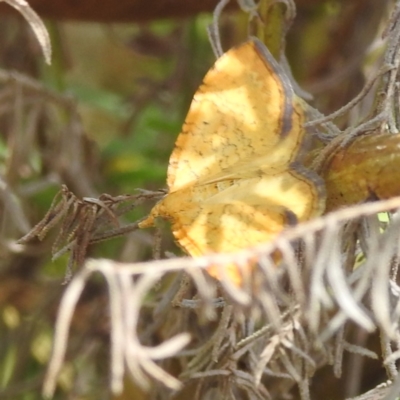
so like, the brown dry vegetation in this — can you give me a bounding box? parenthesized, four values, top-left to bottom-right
(0, 1, 399, 400)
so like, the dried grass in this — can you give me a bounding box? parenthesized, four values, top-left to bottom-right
(2, 1, 400, 399)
